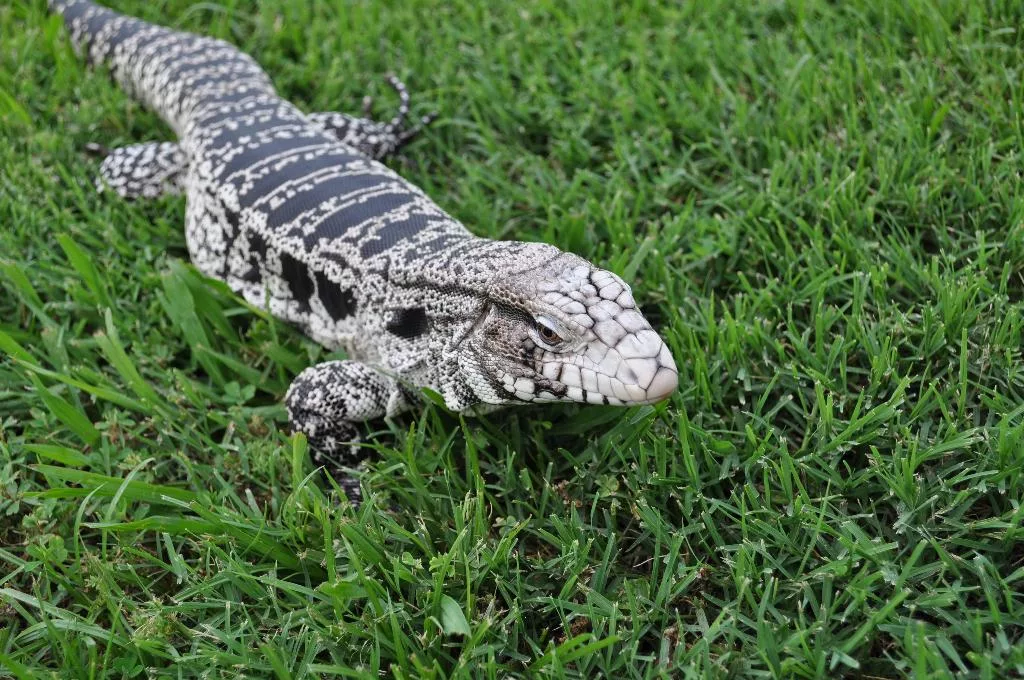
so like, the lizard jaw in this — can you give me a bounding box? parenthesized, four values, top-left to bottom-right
(533, 329, 677, 405)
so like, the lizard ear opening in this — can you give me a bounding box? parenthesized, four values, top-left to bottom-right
(453, 300, 494, 348)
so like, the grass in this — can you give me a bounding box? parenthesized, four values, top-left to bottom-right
(1, 0, 1023, 676)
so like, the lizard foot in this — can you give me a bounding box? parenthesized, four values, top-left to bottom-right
(306, 75, 438, 161)
(95, 141, 187, 199)
(285, 359, 411, 506)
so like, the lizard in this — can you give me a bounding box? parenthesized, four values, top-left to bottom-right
(47, 0, 679, 500)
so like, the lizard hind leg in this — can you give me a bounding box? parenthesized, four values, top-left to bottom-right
(285, 359, 412, 505)
(93, 141, 188, 199)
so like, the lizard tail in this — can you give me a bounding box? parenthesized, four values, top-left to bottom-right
(48, 0, 276, 134)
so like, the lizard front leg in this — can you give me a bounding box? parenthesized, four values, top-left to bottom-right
(285, 359, 412, 503)
(91, 141, 188, 199)
(306, 75, 437, 161)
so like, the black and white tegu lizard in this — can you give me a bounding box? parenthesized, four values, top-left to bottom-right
(48, 0, 679, 489)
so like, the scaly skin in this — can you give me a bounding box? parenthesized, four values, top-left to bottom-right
(48, 0, 679, 498)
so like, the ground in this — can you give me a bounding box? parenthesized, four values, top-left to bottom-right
(1, 0, 1023, 677)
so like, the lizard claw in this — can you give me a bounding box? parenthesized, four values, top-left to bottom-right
(84, 141, 109, 157)
(395, 111, 439, 147)
(375, 75, 437, 153)
(382, 73, 411, 132)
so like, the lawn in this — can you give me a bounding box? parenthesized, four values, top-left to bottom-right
(1, 0, 1023, 677)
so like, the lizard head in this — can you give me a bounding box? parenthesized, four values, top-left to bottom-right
(459, 250, 678, 407)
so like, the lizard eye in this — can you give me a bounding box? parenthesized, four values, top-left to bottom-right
(534, 317, 565, 346)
